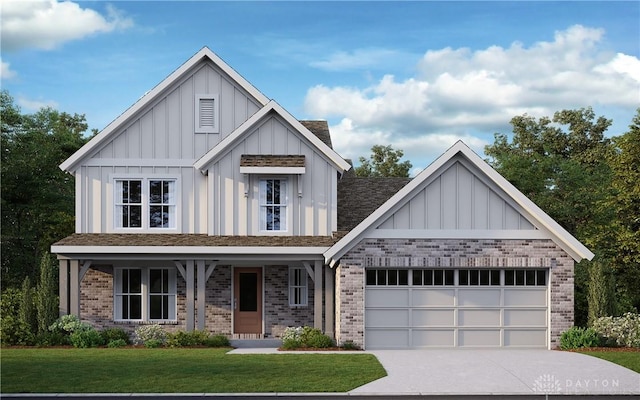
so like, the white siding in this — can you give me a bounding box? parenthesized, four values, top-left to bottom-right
(208, 115, 338, 236)
(378, 158, 537, 231)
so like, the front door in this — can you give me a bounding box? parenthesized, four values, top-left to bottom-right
(233, 268, 262, 334)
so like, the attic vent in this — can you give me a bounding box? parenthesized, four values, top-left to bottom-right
(195, 94, 219, 133)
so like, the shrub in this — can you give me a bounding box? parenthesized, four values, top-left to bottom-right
(592, 313, 640, 347)
(167, 330, 211, 347)
(560, 326, 600, 349)
(587, 260, 615, 326)
(107, 339, 128, 348)
(1, 288, 34, 346)
(281, 326, 334, 349)
(205, 334, 230, 348)
(35, 331, 69, 347)
(133, 324, 167, 346)
(101, 328, 130, 345)
(18, 277, 37, 344)
(36, 254, 59, 335)
(341, 340, 360, 350)
(70, 326, 105, 348)
(144, 339, 163, 348)
(49, 315, 86, 335)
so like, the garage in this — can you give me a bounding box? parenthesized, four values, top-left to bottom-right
(364, 268, 548, 349)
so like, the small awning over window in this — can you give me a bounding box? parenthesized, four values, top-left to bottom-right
(240, 155, 306, 174)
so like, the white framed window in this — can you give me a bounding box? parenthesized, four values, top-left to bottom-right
(114, 177, 178, 231)
(259, 178, 288, 232)
(289, 267, 308, 307)
(114, 267, 177, 321)
(195, 94, 219, 133)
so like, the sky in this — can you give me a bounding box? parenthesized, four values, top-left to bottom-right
(1, 1, 639, 174)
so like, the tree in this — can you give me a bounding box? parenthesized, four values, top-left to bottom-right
(1, 90, 89, 287)
(355, 144, 413, 177)
(36, 253, 59, 334)
(587, 260, 616, 326)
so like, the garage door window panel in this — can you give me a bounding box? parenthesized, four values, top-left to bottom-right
(505, 269, 546, 286)
(366, 269, 408, 286)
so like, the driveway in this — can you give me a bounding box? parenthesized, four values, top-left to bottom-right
(351, 349, 640, 395)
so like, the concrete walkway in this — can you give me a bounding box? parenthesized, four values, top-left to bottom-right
(229, 347, 640, 395)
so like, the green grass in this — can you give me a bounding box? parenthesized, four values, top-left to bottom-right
(1, 348, 386, 393)
(581, 351, 640, 373)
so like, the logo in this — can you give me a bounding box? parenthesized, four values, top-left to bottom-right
(533, 374, 562, 394)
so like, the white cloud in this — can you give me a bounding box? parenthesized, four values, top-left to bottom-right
(1, 0, 133, 51)
(304, 25, 640, 167)
(17, 96, 58, 112)
(310, 48, 412, 71)
(1, 60, 17, 80)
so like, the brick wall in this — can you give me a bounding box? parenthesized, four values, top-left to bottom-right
(337, 238, 574, 349)
(264, 265, 314, 337)
(203, 265, 232, 334)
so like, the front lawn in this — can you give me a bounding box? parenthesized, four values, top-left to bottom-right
(1, 348, 386, 393)
(580, 350, 640, 373)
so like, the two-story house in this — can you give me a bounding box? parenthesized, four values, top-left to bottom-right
(52, 47, 593, 349)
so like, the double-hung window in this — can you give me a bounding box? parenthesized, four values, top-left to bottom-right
(115, 178, 177, 230)
(259, 179, 287, 232)
(289, 267, 308, 307)
(115, 268, 177, 321)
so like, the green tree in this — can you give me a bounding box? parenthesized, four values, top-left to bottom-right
(587, 260, 616, 326)
(18, 276, 36, 344)
(36, 253, 59, 334)
(355, 144, 412, 177)
(1, 90, 89, 287)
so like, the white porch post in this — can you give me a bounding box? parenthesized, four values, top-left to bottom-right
(314, 260, 323, 330)
(324, 266, 334, 338)
(186, 260, 195, 331)
(58, 259, 69, 316)
(69, 259, 80, 316)
(196, 260, 206, 331)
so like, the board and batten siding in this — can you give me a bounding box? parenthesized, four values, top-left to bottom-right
(75, 60, 263, 234)
(377, 158, 536, 231)
(207, 115, 338, 236)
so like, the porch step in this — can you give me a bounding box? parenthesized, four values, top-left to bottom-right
(230, 338, 282, 348)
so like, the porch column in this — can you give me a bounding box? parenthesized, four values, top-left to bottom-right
(186, 260, 195, 331)
(196, 260, 206, 331)
(324, 266, 334, 338)
(58, 259, 69, 316)
(314, 260, 323, 330)
(69, 259, 80, 316)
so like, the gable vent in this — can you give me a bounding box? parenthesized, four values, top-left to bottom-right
(195, 94, 219, 133)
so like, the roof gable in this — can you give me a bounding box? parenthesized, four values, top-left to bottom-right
(325, 140, 594, 264)
(60, 47, 269, 172)
(193, 100, 351, 172)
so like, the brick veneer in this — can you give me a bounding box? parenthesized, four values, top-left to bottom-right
(79, 264, 314, 338)
(336, 238, 574, 349)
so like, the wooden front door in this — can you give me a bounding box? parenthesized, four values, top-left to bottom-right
(233, 268, 262, 334)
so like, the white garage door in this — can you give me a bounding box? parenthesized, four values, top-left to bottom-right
(364, 268, 548, 349)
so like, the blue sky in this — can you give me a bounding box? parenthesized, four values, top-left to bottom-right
(2, 1, 639, 172)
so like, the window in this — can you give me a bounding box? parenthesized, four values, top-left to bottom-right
(115, 269, 142, 320)
(505, 269, 547, 286)
(259, 179, 287, 231)
(115, 178, 177, 230)
(115, 268, 176, 321)
(366, 269, 409, 286)
(289, 267, 308, 307)
(195, 94, 219, 133)
(459, 269, 501, 286)
(412, 269, 454, 286)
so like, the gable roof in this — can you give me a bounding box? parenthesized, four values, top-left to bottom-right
(60, 47, 269, 172)
(300, 120, 333, 149)
(193, 100, 351, 172)
(325, 140, 595, 265)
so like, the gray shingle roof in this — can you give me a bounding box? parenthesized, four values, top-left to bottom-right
(54, 234, 338, 247)
(300, 120, 333, 149)
(337, 175, 412, 232)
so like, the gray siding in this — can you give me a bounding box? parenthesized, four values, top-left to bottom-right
(378, 158, 536, 231)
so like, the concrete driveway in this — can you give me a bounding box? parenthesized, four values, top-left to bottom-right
(351, 349, 640, 396)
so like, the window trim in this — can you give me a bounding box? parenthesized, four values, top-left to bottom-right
(195, 94, 219, 134)
(111, 175, 180, 233)
(114, 267, 177, 322)
(288, 266, 308, 307)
